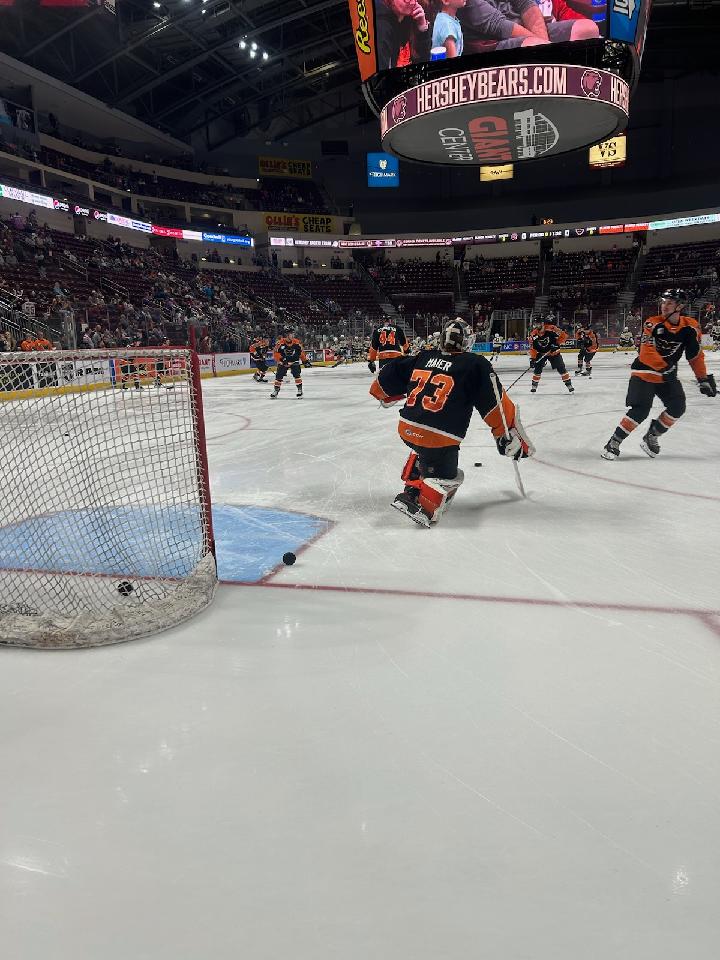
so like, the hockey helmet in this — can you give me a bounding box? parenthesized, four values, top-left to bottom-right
(441, 318, 474, 352)
(660, 288, 688, 305)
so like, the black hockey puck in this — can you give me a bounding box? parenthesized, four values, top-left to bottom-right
(282, 552, 296, 566)
(474, 462, 483, 467)
(117, 581, 134, 596)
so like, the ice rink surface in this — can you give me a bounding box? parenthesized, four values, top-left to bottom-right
(2, 351, 720, 959)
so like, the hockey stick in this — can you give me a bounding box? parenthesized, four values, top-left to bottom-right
(504, 348, 555, 392)
(490, 371, 527, 499)
(505, 364, 533, 392)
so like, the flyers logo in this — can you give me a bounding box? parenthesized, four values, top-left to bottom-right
(354, 0, 372, 55)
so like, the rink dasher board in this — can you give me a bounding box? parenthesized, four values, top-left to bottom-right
(0, 354, 363, 401)
(0, 355, 189, 402)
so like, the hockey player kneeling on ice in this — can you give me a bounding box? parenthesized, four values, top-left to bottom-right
(271, 329, 307, 399)
(529, 314, 574, 393)
(710, 322, 720, 351)
(602, 289, 717, 460)
(615, 326, 635, 353)
(369, 318, 535, 528)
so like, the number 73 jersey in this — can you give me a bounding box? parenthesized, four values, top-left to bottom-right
(372, 349, 516, 448)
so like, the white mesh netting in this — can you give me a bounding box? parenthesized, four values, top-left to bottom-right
(0, 349, 216, 648)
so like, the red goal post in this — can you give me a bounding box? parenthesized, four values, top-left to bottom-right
(0, 348, 216, 648)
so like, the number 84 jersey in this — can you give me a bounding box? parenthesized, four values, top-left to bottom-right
(372, 349, 515, 448)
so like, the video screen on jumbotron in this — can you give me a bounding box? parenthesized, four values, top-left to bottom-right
(350, 0, 608, 82)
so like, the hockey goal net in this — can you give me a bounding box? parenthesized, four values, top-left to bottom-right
(0, 348, 216, 649)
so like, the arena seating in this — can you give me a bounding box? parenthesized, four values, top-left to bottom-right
(0, 214, 342, 352)
(635, 240, 720, 311)
(468, 254, 538, 314)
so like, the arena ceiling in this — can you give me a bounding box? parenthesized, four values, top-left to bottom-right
(1, 0, 720, 151)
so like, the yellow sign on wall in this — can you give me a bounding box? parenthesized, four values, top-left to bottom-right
(480, 164, 514, 182)
(263, 212, 340, 234)
(258, 156, 313, 179)
(589, 134, 627, 169)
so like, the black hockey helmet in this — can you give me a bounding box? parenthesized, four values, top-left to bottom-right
(660, 288, 688, 305)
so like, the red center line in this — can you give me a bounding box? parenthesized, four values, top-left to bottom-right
(219, 578, 719, 619)
(532, 457, 720, 502)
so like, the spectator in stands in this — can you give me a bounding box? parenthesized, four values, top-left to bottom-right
(377, 0, 432, 70)
(460, 0, 597, 51)
(432, 0, 466, 56)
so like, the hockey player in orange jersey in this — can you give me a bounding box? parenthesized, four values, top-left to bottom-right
(528, 314, 574, 394)
(270, 329, 307, 399)
(602, 289, 717, 459)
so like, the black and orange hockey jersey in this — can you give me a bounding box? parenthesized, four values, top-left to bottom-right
(370, 349, 518, 449)
(249, 338, 269, 361)
(632, 314, 707, 383)
(578, 329, 599, 352)
(529, 322, 567, 360)
(368, 324, 408, 363)
(274, 336, 306, 366)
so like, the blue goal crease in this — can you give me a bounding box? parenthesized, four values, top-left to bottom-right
(0, 505, 329, 583)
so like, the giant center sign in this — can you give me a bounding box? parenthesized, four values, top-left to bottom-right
(381, 65, 629, 165)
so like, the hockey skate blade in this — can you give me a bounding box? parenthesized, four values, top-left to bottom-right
(391, 498, 431, 528)
(601, 449, 619, 461)
(640, 440, 659, 458)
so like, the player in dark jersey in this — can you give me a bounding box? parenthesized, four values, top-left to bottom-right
(369, 318, 534, 527)
(529, 315, 574, 393)
(367, 320, 408, 373)
(574, 325, 599, 378)
(271, 330, 307, 399)
(249, 337, 270, 382)
(119, 351, 142, 390)
(602, 289, 717, 459)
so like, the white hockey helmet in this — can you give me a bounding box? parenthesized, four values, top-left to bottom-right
(442, 318, 475, 352)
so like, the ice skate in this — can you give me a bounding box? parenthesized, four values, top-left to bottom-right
(602, 438, 621, 460)
(391, 492, 431, 528)
(640, 427, 661, 458)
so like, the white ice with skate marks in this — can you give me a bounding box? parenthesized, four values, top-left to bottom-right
(2, 352, 720, 960)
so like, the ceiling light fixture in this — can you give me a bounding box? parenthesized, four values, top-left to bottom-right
(239, 40, 246, 49)
(262, 51, 269, 61)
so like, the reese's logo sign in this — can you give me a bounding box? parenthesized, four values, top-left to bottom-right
(348, 0, 377, 81)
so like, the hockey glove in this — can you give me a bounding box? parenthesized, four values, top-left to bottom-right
(496, 431, 530, 460)
(379, 395, 405, 409)
(495, 410, 535, 460)
(698, 374, 717, 397)
(368, 361, 377, 373)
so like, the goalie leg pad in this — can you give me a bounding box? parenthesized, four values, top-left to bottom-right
(418, 473, 464, 523)
(401, 452, 421, 484)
